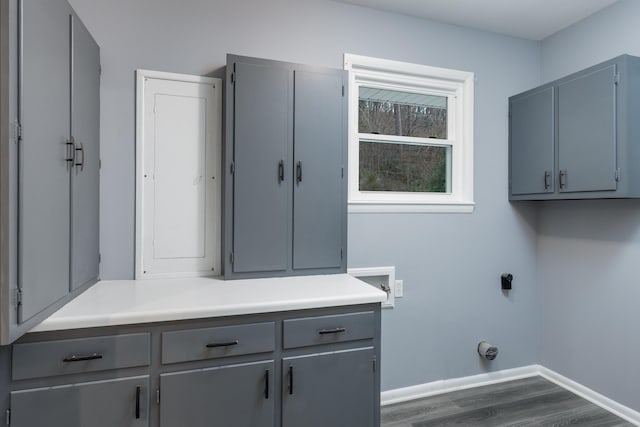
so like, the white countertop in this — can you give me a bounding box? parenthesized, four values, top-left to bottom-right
(31, 274, 387, 332)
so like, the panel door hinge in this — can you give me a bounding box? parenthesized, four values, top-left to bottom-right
(340, 248, 343, 260)
(156, 388, 161, 405)
(230, 252, 234, 265)
(5, 408, 10, 426)
(372, 356, 377, 372)
(231, 72, 236, 84)
(99, 159, 102, 170)
(341, 167, 344, 178)
(98, 253, 102, 263)
(615, 168, 621, 182)
(14, 122, 22, 143)
(13, 288, 22, 308)
(614, 71, 620, 85)
(230, 162, 235, 175)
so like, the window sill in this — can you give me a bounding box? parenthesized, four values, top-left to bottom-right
(348, 202, 475, 214)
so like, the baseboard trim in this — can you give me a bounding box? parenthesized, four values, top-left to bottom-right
(538, 366, 640, 426)
(381, 365, 539, 406)
(381, 365, 640, 426)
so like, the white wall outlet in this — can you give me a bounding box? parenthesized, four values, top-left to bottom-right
(395, 280, 404, 298)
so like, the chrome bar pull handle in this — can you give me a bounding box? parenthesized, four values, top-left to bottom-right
(62, 353, 103, 362)
(544, 170, 550, 190)
(65, 137, 75, 170)
(74, 142, 85, 172)
(559, 170, 566, 189)
(318, 327, 346, 335)
(288, 366, 294, 395)
(264, 370, 270, 399)
(205, 340, 239, 348)
(135, 386, 141, 419)
(296, 161, 302, 184)
(278, 160, 285, 183)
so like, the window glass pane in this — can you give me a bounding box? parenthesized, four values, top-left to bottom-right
(359, 140, 451, 193)
(359, 87, 447, 139)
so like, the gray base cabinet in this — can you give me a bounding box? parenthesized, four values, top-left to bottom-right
(223, 55, 347, 279)
(509, 54, 640, 200)
(0, 303, 381, 427)
(160, 361, 275, 427)
(0, 0, 101, 345)
(10, 376, 150, 427)
(282, 348, 375, 427)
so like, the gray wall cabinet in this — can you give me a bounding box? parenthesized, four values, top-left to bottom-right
(0, 304, 381, 426)
(0, 0, 100, 344)
(223, 54, 347, 279)
(509, 54, 640, 200)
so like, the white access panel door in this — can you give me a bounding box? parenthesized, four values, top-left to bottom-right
(137, 71, 221, 278)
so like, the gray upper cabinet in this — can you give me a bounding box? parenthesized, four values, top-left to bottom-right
(509, 87, 555, 196)
(224, 55, 347, 279)
(0, 0, 100, 345)
(70, 11, 101, 291)
(509, 54, 640, 201)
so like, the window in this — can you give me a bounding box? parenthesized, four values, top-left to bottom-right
(344, 54, 474, 213)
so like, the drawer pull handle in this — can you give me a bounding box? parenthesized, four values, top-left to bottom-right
(62, 353, 103, 362)
(206, 340, 239, 348)
(135, 385, 141, 419)
(264, 369, 270, 399)
(318, 327, 346, 335)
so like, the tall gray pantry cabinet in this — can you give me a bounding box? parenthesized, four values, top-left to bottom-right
(223, 55, 348, 279)
(0, 0, 100, 345)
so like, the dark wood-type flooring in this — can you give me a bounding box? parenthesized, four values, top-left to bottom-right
(381, 376, 634, 427)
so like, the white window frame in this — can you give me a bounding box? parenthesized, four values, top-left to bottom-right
(344, 54, 475, 213)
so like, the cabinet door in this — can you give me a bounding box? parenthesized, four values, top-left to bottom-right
(232, 61, 291, 273)
(160, 360, 274, 427)
(558, 64, 617, 193)
(18, 0, 72, 322)
(509, 87, 555, 195)
(10, 375, 149, 427)
(292, 70, 345, 270)
(282, 348, 374, 427)
(70, 12, 100, 291)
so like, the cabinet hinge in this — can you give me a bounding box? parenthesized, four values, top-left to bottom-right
(614, 71, 620, 85)
(341, 167, 344, 178)
(230, 162, 235, 175)
(340, 248, 343, 260)
(13, 288, 22, 308)
(372, 356, 376, 372)
(5, 409, 9, 426)
(230, 252, 234, 265)
(99, 159, 102, 170)
(615, 168, 621, 182)
(156, 388, 161, 405)
(342, 85, 345, 97)
(14, 122, 22, 143)
(98, 253, 102, 263)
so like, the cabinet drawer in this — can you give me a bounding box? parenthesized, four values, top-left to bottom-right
(162, 322, 275, 364)
(283, 311, 374, 349)
(12, 333, 151, 380)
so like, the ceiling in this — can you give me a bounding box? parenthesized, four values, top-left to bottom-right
(335, 0, 620, 40)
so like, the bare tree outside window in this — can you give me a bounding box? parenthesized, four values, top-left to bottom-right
(358, 88, 450, 193)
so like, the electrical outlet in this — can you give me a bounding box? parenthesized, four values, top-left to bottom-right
(395, 280, 404, 298)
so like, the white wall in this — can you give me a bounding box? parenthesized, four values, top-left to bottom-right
(539, 0, 640, 411)
(69, 0, 541, 391)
